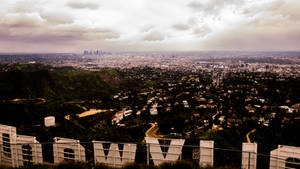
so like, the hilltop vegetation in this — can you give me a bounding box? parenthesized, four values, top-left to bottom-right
(0, 64, 114, 100)
(0, 64, 147, 142)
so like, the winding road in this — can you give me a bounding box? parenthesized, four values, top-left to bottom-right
(145, 122, 163, 138)
(246, 129, 256, 143)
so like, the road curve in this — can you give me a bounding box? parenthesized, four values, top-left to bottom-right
(145, 122, 163, 138)
(246, 129, 256, 143)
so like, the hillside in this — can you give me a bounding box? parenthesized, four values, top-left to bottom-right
(0, 64, 114, 100)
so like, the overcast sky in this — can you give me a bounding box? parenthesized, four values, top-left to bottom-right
(0, 0, 300, 53)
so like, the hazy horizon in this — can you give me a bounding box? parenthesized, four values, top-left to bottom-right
(1, 50, 300, 55)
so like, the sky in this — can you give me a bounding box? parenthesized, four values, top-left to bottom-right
(0, 0, 300, 53)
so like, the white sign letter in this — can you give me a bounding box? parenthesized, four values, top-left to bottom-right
(0, 124, 17, 167)
(270, 145, 300, 169)
(242, 143, 257, 169)
(15, 135, 43, 167)
(199, 140, 214, 167)
(93, 141, 136, 167)
(53, 137, 85, 163)
(145, 137, 185, 165)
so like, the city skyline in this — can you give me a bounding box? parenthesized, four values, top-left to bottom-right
(0, 0, 300, 53)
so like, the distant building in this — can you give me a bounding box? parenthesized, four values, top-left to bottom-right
(44, 116, 55, 127)
(83, 49, 103, 55)
(150, 103, 158, 115)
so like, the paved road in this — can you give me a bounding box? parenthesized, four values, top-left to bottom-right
(145, 122, 163, 138)
(246, 129, 256, 143)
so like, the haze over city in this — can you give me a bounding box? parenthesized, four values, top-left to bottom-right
(1, 0, 300, 53)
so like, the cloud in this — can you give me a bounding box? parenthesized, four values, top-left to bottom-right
(142, 31, 165, 41)
(1, 15, 42, 28)
(8, 0, 42, 14)
(173, 24, 190, 31)
(141, 25, 155, 33)
(242, 0, 284, 16)
(0, 13, 120, 43)
(192, 26, 211, 37)
(67, 2, 99, 10)
(81, 28, 120, 40)
(0, 22, 121, 53)
(1, 0, 300, 52)
(40, 12, 73, 24)
(242, 1, 300, 28)
(187, 0, 243, 15)
(201, 24, 300, 51)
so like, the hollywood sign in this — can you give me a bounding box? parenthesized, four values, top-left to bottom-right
(0, 124, 299, 169)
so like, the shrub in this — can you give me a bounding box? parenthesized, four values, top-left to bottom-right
(0, 164, 10, 169)
(159, 161, 193, 169)
(54, 161, 89, 169)
(7, 164, 53, 169)
(123, 163, 158, 169)
(94, 163, 115, 169)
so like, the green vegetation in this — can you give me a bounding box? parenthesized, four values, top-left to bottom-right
(0, 64, 114, 100)
(0, 64, 148, 142)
